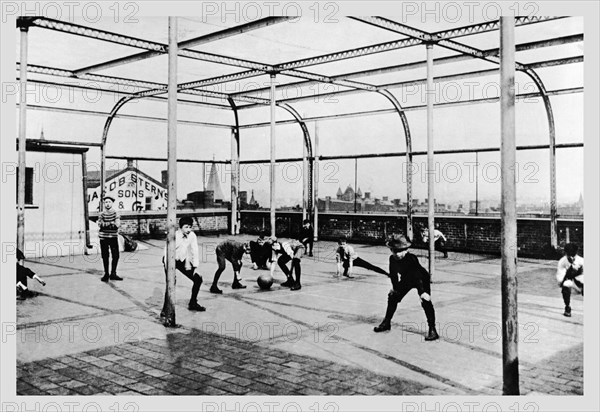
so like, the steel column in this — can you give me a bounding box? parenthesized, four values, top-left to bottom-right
(500, 17, 520, 396)
(303, 142, 308, 221)
(81, 151, 91, 249)
(313, 121, 319, 242)
(228, 98, 241, 235)
(163, 17, 178, 328)
(269, 74, 277, 237)
(17, 20, 29, 254)
(231, 127, 240, 235)
(426, 43, 435, 277)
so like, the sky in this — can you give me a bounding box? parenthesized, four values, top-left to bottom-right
(13, 14, 584, 207)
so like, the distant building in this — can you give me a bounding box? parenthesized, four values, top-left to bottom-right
(206, 163, 224, 201)
(88, 159, 167, 212)
(245, 190, 260, 209)
(186, 190, 215, 208)
(180, 163, 230, 209)
(239, 191, 248, 208)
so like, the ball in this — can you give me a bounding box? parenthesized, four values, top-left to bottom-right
(257, 273, 273, 290)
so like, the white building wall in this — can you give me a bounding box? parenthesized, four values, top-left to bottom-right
(24, 151, 87, 258)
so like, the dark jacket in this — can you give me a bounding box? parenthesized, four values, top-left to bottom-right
(299, 226, 313, 243)
(388, 252, 429, 292)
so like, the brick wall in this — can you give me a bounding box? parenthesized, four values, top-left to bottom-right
(90, 209, 230, 238)
(240, 211, 584, 258)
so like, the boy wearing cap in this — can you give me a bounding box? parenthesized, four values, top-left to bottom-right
(556, 243, 584, 317)
(162, 216, 205, 312)
(271, 238, 304, 290)
(210, 239, 250, 294)
(98, 196, 122, 282)
(298, 219, 314, 257)
(249, 234, 272, 270)
(374, 234, 439, 341)
(335, 237, 388, 278)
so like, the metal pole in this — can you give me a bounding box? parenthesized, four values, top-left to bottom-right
(163, 16, 178, 327)
(426, 43, 435, 277)
(500, 16, 520, 395)
(475, 151, 479, 216)
(81, 151, 91, 249)
(313, 121, 319, 241)
(231, 128, 239, 235)
(17, 22, 29, 253)
(354, 158, 358, 213)
(270, 73, 276, 237)
(302, 141, 308, 221)
(99, 145, 105, 212)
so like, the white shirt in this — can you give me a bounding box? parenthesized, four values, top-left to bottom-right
(556, 254, 584, 286)
(422, 229, 446, 242)
(164, 230, 199, 268)
(336, 245, 358, 261)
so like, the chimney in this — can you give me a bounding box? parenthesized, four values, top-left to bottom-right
(127, 158, 134, 168)
(364, 192, 371, 200)
(325, 196, 331, 212)
(161, 170, 168, 186)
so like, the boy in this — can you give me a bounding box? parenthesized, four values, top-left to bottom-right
(335, 237, 388, 278)
(16, 249, 46, 300)
(298, 219, 314, 257)
(421, 225, 448, 258)
(271, 238, 304, 291)
(249, 235, 272, 270)
(162, 217, 205, 312)
(556, 243, 584, 317)
(374, 234, 439, 341)
(210, 239, 250, 294)
(98, 196, 123, 282)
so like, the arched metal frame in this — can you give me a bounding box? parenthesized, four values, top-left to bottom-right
(277, 102, 314, 217)
(376, 90, 414, 240)
(100, 92, 316, 228)
(520, 68, 558, 248)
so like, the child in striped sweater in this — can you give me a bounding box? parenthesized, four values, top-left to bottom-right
(98, 196, 122, 282)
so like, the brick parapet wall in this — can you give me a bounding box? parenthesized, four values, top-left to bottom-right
(240, 211, 584, 258)
(90, 209, 230, 238)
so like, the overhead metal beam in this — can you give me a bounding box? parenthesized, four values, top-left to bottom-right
(29, 17, 165, 50)
(21, 77, 231, 109)
(527, 56, 583, 69)
(238, 86, 583, 128)
(432, 16, 565, 40)
(236, 142, 583, 164)
(275, 37, 423, 71)
(352, 17, 527, 70)
(229, 34, 582, 99)
(238, 57, 583, 110)
(107, 155, 230, 163)
(29, 17, 275, 72)
(20, 103, 234, 128)
(74, 17, 291, 75)
(21, 63, 232, 108)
